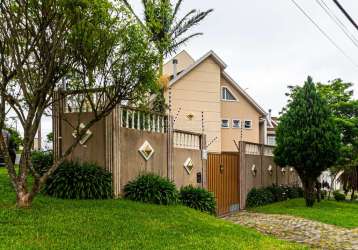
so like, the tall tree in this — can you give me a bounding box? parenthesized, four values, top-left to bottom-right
(0, 0, 158, 207)
(274, 76, 340, 207)
(124, 0, 213, 74)
(317, 79, 358, 200)
(123, 0, 213, 113)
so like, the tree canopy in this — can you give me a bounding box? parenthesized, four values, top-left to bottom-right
(274, 76, 340, 207)
(0, 0, 159, 207)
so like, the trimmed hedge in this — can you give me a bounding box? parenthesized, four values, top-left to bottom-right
(124, 173, 178, 205)
(44, 161, 113, 200)
(179, 185, 216, 215)
(333, 191, 346, 202)
(246, 187, 274, 208)
(246, 185, 304, 208)
(31, 150, 53, 176)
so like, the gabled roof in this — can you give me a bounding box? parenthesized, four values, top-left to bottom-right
(169, 50, 227, 86)
(221, 72, 267, 115)
(168, 50, 267, 116)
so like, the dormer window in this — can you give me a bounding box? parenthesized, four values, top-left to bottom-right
(221, 87, 237, 101)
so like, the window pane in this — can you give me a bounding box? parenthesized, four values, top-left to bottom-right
(232, 119, 240, 128)
(222, 87, 236, 101)
(244, 120, 252, 129)
(221, 119, 229, 128)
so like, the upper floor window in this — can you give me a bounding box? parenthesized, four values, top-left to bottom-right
(267, 135, 276, 146)
(244, 120, 252, 129)
(221, 87, 237, 101)
(232, 119, 241, 128)
(221, 119, 230, 128)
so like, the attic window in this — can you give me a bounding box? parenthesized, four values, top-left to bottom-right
(222, 87, 237, 101)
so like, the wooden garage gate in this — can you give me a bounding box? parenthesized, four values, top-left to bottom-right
(207, 153, 240, 216)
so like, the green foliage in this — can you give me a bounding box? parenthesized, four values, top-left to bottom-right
(179, 185, 216, 215)
(247, 186, 303, 208)
(46, 132, 53, 143)
(124, 173, 178, 205)
(0, 169, 305, 250)
(31, 151, 53, 176)
(44, 161, 113, 200)
(246, 187, 274, 208)
(250, 198, 358, 229)
(333, 191, 346, 202)
(274, 76, 340, 207)
(5, 127, 22, 150)
(317, 79, 358, 197)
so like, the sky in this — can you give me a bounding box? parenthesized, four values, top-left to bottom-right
(129, 0, 358, 116)
(39, 0, 358, 146)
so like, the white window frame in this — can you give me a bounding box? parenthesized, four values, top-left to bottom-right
(221, 86, 238, 102)
(267, 135, 276, 146)
(221, 119, 230, 128)
(244, 120, 252, 129)
(232, 119, 241, 128)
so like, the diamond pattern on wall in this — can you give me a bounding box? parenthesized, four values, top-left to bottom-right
(139, 141, 154, 161)
(72, 123, 93, 145)
(184, 158, 194, 174)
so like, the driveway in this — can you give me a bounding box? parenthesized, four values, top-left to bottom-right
(224, 212, 358, 250)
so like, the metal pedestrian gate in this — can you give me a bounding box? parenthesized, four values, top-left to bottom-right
(207, 153, 240, 216)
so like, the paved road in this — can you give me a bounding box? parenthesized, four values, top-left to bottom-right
(224, 212, 358, 250)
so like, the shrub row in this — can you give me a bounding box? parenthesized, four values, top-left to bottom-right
(246, 185, 304, 208)
(124, 174, 216, 214)
(31, 152, 216, 214)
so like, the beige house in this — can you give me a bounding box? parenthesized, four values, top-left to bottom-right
(164, 50, 268, 153)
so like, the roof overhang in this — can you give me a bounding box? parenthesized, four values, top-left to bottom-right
(169, 50, 227, 87)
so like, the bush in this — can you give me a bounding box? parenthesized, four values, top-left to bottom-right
(31, 150, 53, 175)
(246, 187, 274, 208)
(179, 185, 216, 215)
(333, 191, 346, 202)
(286, 186, 300, 199)
(320, 190, 327, 199)
(44, 161, 113, 199)
(124, 173, 178, 205)
(267, 185, 287, 202)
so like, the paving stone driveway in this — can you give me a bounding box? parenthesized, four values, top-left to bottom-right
(224, 212, 358, 250)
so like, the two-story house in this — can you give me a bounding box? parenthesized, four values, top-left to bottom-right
(164, 50, 268, 153)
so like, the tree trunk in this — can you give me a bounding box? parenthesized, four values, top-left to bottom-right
(303, 179, 315, 207)
(16, 191, 32, 208)
(351, 189, 355, 201)
(315, 181, 321, 203)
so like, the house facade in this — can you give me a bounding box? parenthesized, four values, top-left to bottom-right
(164, 50, 268, 153)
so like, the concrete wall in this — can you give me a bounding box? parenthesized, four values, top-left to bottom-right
(220, 77, 262, 151)
(239, 142, 301, 209)
(173, 148, 205, 188)
(57, 111, 205, 195)
(167, 57, 222, 153)
(60, 112, 106, 168)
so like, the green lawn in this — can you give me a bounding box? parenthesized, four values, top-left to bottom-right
(0, 169, 305, 250)
(250, 198, 358, 229)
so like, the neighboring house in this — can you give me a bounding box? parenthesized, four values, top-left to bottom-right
(164, 50, 268, 153)
(266, 109, 278, 146)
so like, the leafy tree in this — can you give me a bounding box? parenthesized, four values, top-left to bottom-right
(274, 76, 340, 207)
(317, 79, 358, 200)
(0, 0, 158, 207)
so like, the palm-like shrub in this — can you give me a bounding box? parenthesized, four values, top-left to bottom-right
(179, 185, 216, 215)
(124, 173, 178, 205)
(44, 161, 113, 199)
